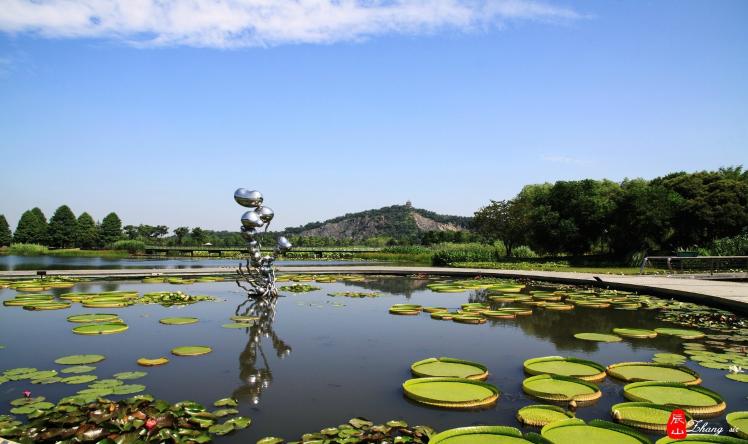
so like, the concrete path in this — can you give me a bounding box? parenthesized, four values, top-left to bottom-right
(2, 265, 747, 313)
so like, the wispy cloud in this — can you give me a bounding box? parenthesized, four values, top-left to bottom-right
(0, 0, 583, 48)
(541, 154, 592, 166)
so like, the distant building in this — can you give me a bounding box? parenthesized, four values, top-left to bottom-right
(405, 200, 412, 208)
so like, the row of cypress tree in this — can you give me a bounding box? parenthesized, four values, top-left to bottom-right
(0, 207, 123, 249)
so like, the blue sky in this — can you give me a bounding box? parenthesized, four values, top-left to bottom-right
(0, 0, 746, 231)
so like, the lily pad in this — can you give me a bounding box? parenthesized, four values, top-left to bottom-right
(611, 402, 693, 432)
(622, 381, 726, 417)
(517, 405, 574, 427)
(214, 398, 238, 407)
(172, 346, 212, 356)
(522, 374, 601, 404)
(523, 356, 606, 382)
(55, 354, 106, 365)
(61, 365, 97, 374)
(612, 328, 657, 339)
(726, 373, 748, 383)
(230, 315, 259, 323)
(22, 301, 72, 310)
(452, 315, 486, 325)
(111, 384, 146, 395)
(607, 362, 701, 385)
(656, 436, 748, 443)
(411, 357, 489, 380)
(222, 323, 249, 329)
(574, 332, 622, 342)
(159, 317, 199, 325)
(654, 328, 705, 339)
(137, 357, 169, 366)
(113, 371, 147, 380)
(61, 375, 98, 384)
(72, 323, 129, 335)
(541, 419, 651, 444)
(66, 313, 121, 323)
(726, 411, 748, 439)
(430, 425, 539, 443)
(402, 377, 499, 409)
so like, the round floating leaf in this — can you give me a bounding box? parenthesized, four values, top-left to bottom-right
(726, 411, 748, 439)
(72, 323, 129, 335)
(60, 365, 96, 374)
(622, 381, 726, 417)
(402, 377, 499, 409)
(222, 323, 249, 329)
(226, 416, 251, 429)
(611, 402, 693, 432)
(230, 316, 258, 323)
(411, 357, 489, 380)
(214, 398, 238, 407)
(523, 356, 606, 382)
(655, 436, 748, 443)
(111, 384, 145, 395)
(89, 379, 124, 388)
(22, 302, 71, 311)
(522, 374, 601, 404)
(66, 313, 122, 323)
(213, 408, 239, 417)
(574, 332, 622, 342)
(62, 375, 98, 384)
(137, 357, 169, 366)
(517, 405, 574, 427)
(452, 315, 486, 325)
(652, 353, 687, 365)
(113, 371, 147, 380)
(159, 317, 198, 325)
(77, 387, 113, 397)
(430, 425, 537, 443)
(55, 354, 106, 365)
(726, 373, 748, 383)
(654, 328, 705, 339)
(27, 370, 58, 380)
(172, 346, 212, 356)
(541, 419, 651, 444)
(482, 310, 517, 319)
(607, 362, 701, 385)
(612, 328, 657, 339)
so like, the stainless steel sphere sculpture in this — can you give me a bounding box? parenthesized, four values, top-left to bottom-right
(234, 188, 292, 299)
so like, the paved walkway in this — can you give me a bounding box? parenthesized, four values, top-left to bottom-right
(2, 265, 747, 313)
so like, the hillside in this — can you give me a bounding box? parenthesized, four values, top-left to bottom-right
(283, 203, 472, 240)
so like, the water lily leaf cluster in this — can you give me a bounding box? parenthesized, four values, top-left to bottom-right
(256, 417, 434, 444)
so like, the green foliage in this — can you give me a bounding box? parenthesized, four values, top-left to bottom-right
(112, 240, 146, 253)
(473, 200, 527, 256)
(710, 233, 748, 256)
(48, 205, 78, 248)
(173, 226, 189, 245)
(13, 208, 48, 244)
(512, 245, 538, 258)
(99, 212, 123, 245)
(8, 243, 49, 255)
(191, 227, 205, 244)
(0, 214, 11, 246)
(382, 245, 431, 254)
(431, 243, 498, 266)
(75, 212, 98, 249)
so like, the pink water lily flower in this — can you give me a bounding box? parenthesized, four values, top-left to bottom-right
(23, 390, 31, 398)
(145, 418, 157, 431)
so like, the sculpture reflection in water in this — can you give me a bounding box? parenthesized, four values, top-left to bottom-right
(234, 188, 292, 299)
(232, 297, 291, 405)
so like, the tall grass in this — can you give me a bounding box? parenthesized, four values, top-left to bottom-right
(112, 240, 146, 253)
(431, 243, 498, 266)
(8, 243, 49, 256)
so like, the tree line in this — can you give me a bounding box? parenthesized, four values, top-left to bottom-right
(473, 167, 748, 258)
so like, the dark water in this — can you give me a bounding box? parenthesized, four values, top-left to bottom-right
(0, 277, 746, 442)
(0, 255, 372, 271)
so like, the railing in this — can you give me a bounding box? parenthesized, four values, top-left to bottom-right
(143, 245, 383, 254)
(640, 255, 748, 275)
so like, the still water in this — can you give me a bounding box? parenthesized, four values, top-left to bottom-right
(0, 255, 371, 271)
(0, 276, 746, 442)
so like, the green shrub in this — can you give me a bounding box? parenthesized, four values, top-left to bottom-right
(382, 245, 431, 255)
(710, 234, 748, 256)
(8, 243, 49, 255)
(512, 245, 537, 258)
(112, 240, 146, 253)
(431, 243, 498, 266)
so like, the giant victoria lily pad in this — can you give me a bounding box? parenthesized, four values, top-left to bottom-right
(541, 419, 651, 444)
(522, 374, 601, 405)
(523, 356, 606, 382)
(611, 402, 693, 432)
(606, 362, 701, 385)
(654, 328, 705, 339)
(656, 436, 748, 443)
(410, 357, 489, 380)
(726, 411, 748, 439)
(137, 357, 169, 366)
(171, 346, 213, 356)
(574, 332, 622, 342)
(159, 317, 198, 325)
(622, 381, 726, 417)
(55, 354, 106, 365)
(72, 323, 129, 335)
(516, 405, 574, 427)
(67, 313, 122, 323)
(402, 377, 500, 409)
(429, 426, 544, 443)
(612, 328, 658, 339)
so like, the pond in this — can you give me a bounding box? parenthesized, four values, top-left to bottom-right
(0, 255, 373, 271)
(0, 275, 746, 443)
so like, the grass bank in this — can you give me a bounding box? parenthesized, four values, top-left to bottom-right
(1, 244, 129, 258)
(449, 261, 641, 275)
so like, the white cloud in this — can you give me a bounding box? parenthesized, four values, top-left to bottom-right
(0, 0, 582, 48)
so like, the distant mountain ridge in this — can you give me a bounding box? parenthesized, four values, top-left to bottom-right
(283, 203, 472, 240)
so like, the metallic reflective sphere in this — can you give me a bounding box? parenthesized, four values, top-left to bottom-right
(241, 211, 265, 228)
(257, 206, 274, 223)
(276, 236, 292, 253)
(247, 240, 259, 250)
(234, 189, 264, 208)
(240, 229, 256, 241)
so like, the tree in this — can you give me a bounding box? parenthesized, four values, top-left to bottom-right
(123, 225, 139, 240)
(0, 214, 11, 246)
(13, 208, 48, 244)
(99, 212, 123, 246)
(473, 200, 527, 257)
(173, 227, 189, 245)
(191, 227, 205, 244)
(48, 205, 78, 248)
(76, 212, 99, 249)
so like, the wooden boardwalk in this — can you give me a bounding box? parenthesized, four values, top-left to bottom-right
(2, 265, 746, 313)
